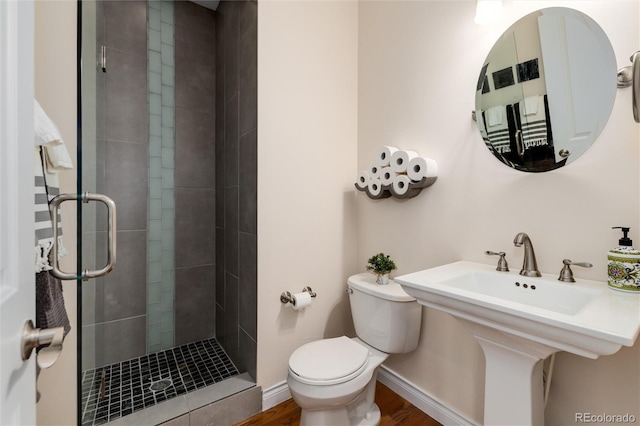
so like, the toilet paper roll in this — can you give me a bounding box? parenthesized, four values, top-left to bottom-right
(292, 291, 312, 311)
(376, 146, 399, 167)
(391, 174, 421, 198)
(407, 157, 438, 181)
(355, 170, 371, 190)
(390, 150, 419, 173)
(409, 176, 437, 189)
(367, 178, 383, 197)
(379, 167, 398, 186)
(369, 164, 381, 179)
(365, 178, 392, 199)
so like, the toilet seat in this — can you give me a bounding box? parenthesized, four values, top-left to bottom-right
(289, 336, 369, 386)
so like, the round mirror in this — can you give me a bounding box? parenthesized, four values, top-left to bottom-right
(475, 8, 617, 172)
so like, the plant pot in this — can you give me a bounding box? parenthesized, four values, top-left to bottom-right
(376, 273, 390, 285)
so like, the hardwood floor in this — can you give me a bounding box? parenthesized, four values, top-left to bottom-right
(235, 381, 442, 426)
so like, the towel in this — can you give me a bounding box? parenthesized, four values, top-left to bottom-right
(42, 144, 73, 173)
(35, 150, 54, 272)
(519, 95, 550, 151)
(487, 105, 503, 127)
(484, 107, 511, 154)
(33, 101, 71, 382)
(35, 100, 73, 172)
(35, 148, 68, 272)
(34, 100, 63, 147)
(35, 270, 71, 346)
(519, 95, 539, 117)
(521, 120, 549, 150)
(34, 100, 70, 272)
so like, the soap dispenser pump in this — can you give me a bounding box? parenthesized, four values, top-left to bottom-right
(607, 226, 640, 293)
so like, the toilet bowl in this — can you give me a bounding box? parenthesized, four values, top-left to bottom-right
(288, 337, 387, 426)
(287, 273, 422, 426)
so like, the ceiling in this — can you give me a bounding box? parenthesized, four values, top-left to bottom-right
(191, 0, 220, 11)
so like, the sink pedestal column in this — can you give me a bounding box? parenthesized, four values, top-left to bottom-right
(462, 320, 558, 426)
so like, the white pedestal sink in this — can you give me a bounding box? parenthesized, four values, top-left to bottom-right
(395, 261, 640, 426)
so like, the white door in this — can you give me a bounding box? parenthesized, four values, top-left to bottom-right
(538, 10, 616, 162)
(0, 1, 36, 425)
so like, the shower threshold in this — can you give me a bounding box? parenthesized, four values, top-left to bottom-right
(81, 338, 244, 425)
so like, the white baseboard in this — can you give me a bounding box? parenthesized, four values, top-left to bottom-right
(260, 368, 477, 425)
(261, 380, 291, 411)
(377, 366, 477, 426)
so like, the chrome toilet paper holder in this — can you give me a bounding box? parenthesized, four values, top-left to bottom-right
(280, 286, 317, 304)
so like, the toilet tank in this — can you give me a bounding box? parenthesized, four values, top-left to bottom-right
(347, 273, 422, 354)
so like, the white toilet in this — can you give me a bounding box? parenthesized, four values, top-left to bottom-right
(287, 272, 422, 426)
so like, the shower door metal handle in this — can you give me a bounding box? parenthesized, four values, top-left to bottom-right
(49, 192, 117, 281)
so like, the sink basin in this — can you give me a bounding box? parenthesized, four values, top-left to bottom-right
(436, 268, 599, 315)
(395, 261, 640, 426)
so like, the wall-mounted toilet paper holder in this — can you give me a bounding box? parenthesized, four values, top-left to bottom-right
(355, 147, 438, 200)
(280, 286, 317, 304)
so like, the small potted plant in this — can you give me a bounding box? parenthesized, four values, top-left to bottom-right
(366, 252, 397, 285)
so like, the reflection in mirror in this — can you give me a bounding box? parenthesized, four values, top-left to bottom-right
(475, 8, 617, 172)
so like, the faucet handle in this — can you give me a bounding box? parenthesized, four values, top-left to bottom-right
(485, 251, 509, 272)
(558, 259, 593, 282)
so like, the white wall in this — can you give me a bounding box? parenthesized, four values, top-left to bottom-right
(257, 0, 360, 390)
(358, 0, 640, 424)
(34, 1, 78, 425)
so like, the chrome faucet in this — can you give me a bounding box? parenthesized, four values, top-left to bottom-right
(513, 232, 541, 277)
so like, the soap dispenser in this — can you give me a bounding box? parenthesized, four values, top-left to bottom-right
(608, 227, 640, 293)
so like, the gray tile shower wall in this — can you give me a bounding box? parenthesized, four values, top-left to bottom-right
(175, 265, 216, 344)
(175, 187, 215, 268)
(215, 0, 258, 380)
(238, 19, 257, 138)
(174, 1, 217, 347)
(175, 109, 215, 188)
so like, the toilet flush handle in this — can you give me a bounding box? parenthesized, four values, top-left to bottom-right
(345, 287, 353, 294)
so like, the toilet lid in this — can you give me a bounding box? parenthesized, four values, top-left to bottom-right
(289, 336, 369, 385)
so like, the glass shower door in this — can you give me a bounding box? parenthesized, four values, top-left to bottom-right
(79, 0, 155, 423)
(77, 0, 258, 423)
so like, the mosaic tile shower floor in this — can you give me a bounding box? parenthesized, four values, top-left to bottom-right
(81, 338, 240, 425)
